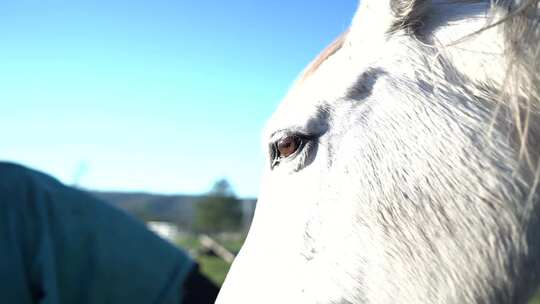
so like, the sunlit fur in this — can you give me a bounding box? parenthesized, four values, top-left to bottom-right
(217, 1, 540, 303)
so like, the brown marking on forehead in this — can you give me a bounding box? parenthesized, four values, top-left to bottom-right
(299, 30, 349, 82)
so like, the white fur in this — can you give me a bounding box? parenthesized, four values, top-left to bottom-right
(217, 1, 539, 303)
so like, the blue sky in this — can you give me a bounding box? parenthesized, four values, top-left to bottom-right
(1, 0, 357, 197)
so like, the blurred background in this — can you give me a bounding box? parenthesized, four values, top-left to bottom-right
(1, 0, 357, 286)
(3, 2, 540, 302)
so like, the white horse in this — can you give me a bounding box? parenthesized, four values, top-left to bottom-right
(217, 0, 540, 303)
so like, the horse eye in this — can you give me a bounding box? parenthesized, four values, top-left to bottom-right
(270, 133, 309, 169)
(277, 135, 302, 158)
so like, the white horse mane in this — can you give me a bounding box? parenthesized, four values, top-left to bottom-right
(217, 1, 540, 303)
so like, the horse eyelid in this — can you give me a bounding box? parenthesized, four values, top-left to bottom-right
(269, 134, 314, 170)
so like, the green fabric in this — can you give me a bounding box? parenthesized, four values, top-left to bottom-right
(0, 162, 194, 304)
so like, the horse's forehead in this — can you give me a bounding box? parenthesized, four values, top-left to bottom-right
(299, 31, 348, 83)
(266, 0, 507, 139)
(264, 42, 357, 140)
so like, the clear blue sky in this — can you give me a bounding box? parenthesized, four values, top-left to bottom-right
(1, 0, 357, 198)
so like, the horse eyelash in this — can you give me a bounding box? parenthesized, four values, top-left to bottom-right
(270, 135, 315, 171)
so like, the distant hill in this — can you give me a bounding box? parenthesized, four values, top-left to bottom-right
(88, 190, 256, 231)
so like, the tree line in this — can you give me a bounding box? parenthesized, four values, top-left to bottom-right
(194, 179, 244, 234)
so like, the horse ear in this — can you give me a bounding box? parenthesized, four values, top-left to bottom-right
(388, 0, 428, 33)
(349, 0, 427, 38)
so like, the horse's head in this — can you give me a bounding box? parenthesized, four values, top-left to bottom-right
(217, 1, 540, 303)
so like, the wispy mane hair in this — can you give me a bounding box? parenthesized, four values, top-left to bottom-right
(393, 0, 540, 186)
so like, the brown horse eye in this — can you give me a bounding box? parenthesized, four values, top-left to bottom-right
(277, 135, 301, 158)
